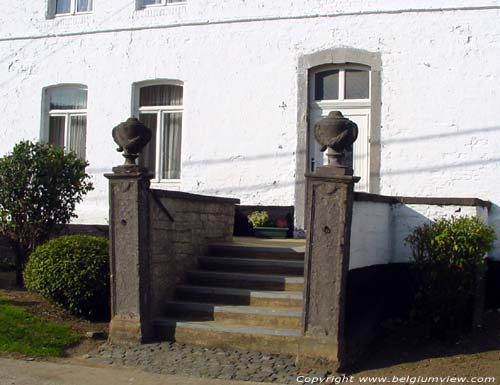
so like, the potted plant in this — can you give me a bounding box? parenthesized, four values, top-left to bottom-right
(247, 211, 289, 239)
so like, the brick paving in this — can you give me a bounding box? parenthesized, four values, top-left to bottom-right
(85, 342, 332, 384)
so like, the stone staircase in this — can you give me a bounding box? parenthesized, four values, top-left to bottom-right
(154, 239, 306, 355)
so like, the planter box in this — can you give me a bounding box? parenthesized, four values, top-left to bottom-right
(254, 227, 288, 239)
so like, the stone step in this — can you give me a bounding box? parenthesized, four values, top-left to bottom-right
(198, 256, 304, 276)
(176, 285, 303, 308)
(208, 243, 305, 261)
(154, 318, 301, 356)
(165, 301, 302, 329)
(186, 270, 304, 292)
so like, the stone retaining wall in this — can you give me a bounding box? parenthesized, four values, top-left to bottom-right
(149, 189, 239, 318)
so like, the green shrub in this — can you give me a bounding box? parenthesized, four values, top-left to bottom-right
(247, 211, 272, 228)
(405, 216, 496, 337)
(24, 235, 109, 318)
(0, 141, 93, 286)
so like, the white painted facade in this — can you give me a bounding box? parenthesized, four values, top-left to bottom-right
(1, 1, 500, 259)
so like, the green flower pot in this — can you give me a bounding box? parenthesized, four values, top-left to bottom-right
(254, 227, 288, 239)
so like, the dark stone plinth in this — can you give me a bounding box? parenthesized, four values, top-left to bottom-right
(105, 169, 153, 344)
(298, 166, 359, 368)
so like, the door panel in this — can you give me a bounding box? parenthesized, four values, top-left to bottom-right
(309, 107, 370, 192)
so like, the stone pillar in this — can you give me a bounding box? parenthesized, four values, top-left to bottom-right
(105, 117, 153, 344)
(297, 111, 359, 368)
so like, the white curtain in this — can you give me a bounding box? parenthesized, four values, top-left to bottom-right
(69, 115, 87, 160)
(139, 113, 157, 173)
(49, 116, 65, 147)
(162, 112, 182, 179)
(77, 0, 93, 12)
(139, 85, 183, 107)
(56, 0, 71, 14)
(49, 86, 87, 110)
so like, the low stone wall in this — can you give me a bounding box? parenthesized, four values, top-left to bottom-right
(149, 189, 239, 318)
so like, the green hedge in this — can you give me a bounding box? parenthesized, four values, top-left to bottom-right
(405, 216, 496, 337)
(24, 235, 109, 318)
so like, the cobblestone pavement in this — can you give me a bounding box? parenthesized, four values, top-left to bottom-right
(85, 342, 332, 384)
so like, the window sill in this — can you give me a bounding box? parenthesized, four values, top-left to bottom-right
(138, 2, 187, 10)
(46, 12, 93, 21)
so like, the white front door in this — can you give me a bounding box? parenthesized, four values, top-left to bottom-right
(308, 65, 371, 192)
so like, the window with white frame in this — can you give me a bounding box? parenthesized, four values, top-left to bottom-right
(138, 84, 183, 181)
(53, 0, 92, 16)
(140, 0, 185, 8)
(45, 85, 88, 160)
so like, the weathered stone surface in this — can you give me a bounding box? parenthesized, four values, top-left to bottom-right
(149, 189, 237, 319)
(299, 166, 359, 368)
(105, 170, 154, 344)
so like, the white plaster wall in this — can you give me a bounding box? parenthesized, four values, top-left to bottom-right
(350, 201, 392, 270)
(1, 1, 500, 258)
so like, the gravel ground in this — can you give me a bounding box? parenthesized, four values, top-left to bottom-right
(85, 342, 330, 384)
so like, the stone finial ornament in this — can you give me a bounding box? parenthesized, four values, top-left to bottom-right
(112, 117, 152, 166)
(314, 111, 359, 170)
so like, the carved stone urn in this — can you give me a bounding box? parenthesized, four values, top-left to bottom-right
(112, 117, 152, 166)
(314, 111, 359, 170)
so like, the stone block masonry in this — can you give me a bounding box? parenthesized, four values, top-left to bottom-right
(106, 163, 239, 344)
(149, 189, 239, 319)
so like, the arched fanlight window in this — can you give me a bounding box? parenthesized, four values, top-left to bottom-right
(314, 67, 370, 101)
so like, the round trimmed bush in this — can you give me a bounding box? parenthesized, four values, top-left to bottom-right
(24, 235, 109, 318)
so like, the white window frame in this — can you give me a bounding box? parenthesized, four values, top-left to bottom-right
(53, 0, 93, 16)
(136, 82, 183, 184)
(139, 0, 186, 9)
(44, 84, 88, 160)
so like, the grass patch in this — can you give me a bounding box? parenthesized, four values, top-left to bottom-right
(0, 295, 80, 357)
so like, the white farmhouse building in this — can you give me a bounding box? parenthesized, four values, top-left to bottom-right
(0, 1, 499, 259)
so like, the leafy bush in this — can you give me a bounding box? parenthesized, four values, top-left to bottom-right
(405, 216, 496, 336)
(247, 211, 272, 228)
(24, 235, 109, 318)
(0, 141, 93, 286)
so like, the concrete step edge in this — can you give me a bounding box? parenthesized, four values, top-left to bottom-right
(186, 270, 304, 283)
(209, 244, 305, 254)
(154, 317, 302, 337)
(176, 285, 303, 300)
(166, 301, 302, 317)
(199, 256, 304, 267)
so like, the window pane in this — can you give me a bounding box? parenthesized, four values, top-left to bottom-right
(139, 114, 157, 174)
(345, 70, 369, 99)
(49, 86, 87, 110)
(139, 85, 183, 107)
(315, 70, 339, 100)
(69, 115, 87, 160)
(55, 0, 71, 14)
(162, 112, 182, 180)
(143, 0, 162, 5)
(49, 116, 65, 146)
(77, 0, 92, 12)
